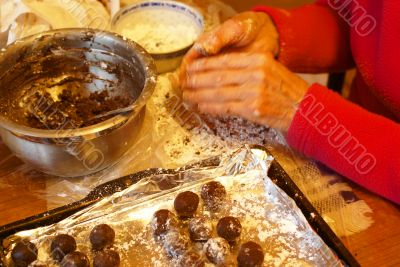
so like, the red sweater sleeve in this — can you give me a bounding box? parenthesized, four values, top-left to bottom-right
(288, 84, 400, 204)
(253, 1, 355, 73)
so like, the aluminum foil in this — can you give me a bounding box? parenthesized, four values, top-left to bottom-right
(1, 146, 342, 267)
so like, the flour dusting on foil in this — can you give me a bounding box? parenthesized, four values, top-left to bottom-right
(2, 147, 342, 266)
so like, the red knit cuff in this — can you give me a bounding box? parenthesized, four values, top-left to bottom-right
(252, 5, 354, 73)
(286, 83, 334, 153)
(286, 83, 400, 204)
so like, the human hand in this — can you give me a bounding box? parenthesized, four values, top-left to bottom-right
(181, 52, 309, 133)
(180, 12, 309, 132)
(180, 11, 280, 78)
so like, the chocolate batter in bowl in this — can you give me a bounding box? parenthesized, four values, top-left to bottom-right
(0, 29, 157, 177)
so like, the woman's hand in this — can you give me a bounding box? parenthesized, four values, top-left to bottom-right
(182, 52, 309, 132)
(180, 11, 280, 71)
(180, 12, 310, 132)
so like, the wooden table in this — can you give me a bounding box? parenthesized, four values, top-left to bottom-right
(0, 1, 399, 266)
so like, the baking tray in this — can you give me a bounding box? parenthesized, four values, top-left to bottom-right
(0, 146, 359, 266)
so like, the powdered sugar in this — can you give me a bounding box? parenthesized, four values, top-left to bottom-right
(115, 6, 201, 54)
(203, 237, 230, 265)
(148, 75, 286, 170)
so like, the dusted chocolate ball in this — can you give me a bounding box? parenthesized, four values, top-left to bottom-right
(151, 209, 178, 238)
(237, 241, 264, 267)
(51, 234, 76, 262)
(200, 181, 226, 211)
(90, 224, 115, 251)
(177, 251, 205, 267)
(203, 237, 230, 265)
(61, 251, 90, 267)
(11, 241, 38, 267)
(163, 230, 190, 258)
(217, 216, 242, 241)
(188, 217, 212, 241)
(93, 250, 120, 267)
(174, 191, 199, 218)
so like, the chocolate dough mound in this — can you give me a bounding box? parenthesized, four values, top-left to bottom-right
(174, 191, 199, 218)
(50, 234, 77, 262)
(11, 241, 38, 267)
(237, 241, 264, 267)
(217, 216, 242, 242)
(61, 251, 90, 267)
(151, 209, 178, 238)
(90, 224, 116, 251)
(200, 181, 226, 211)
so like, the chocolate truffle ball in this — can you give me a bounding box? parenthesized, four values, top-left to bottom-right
(237, 241, 264, 267)
(217, 216, 242, 242)
(151, 209, 178, 238)
(51, 234, 77, 262)
(61, 251, 90, 267)
(177, 251, 205, 267)
(93, 250, 120, 267)
(174, 191, 199, 218)
(188, 217, 212, 241)
(162, 230, 190, 258)
(200, 181, 226, 211)
(90, 224, 115, 251)
(11, 241, 38, 267)
(203, 237, 230, 265)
